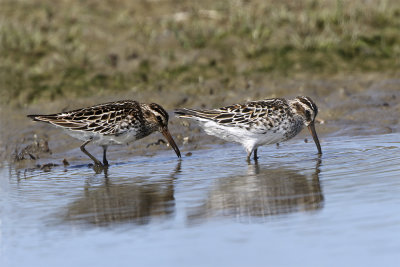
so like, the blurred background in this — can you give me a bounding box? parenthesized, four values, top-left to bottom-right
(0, 0, 398, 106)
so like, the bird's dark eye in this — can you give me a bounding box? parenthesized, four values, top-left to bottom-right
(156, 116, 163, 123)
(305, 110, 311, 121)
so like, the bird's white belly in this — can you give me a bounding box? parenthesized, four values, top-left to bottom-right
(64, 129, 138, 146)
(254, 131, 286, 145)
(202, 121, 249, 144)
(202, 121, 285, 141)
(200, 120, 302, 153)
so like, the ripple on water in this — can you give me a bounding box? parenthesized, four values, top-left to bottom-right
(2, 133, 400, 266)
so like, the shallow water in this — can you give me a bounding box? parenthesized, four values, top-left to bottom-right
(1, 133, 400, 266)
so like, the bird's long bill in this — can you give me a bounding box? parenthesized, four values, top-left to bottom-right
(307, 123, 322, 155)
(161, 127, 181, 158)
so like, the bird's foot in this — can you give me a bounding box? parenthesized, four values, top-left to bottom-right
(92, 162, 108, 174)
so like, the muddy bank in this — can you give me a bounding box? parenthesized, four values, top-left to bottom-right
(1, 74, 399, 166)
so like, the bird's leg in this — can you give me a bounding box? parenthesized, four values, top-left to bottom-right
(246, 151, 252, 163)
(80, 139, 102, 166)
(253, 148, 259, 161)
(102, 146, 109, 166)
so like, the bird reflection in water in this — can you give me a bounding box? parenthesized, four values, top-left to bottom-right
(187, 157, 323, 223)
(64, 161, 181, 227)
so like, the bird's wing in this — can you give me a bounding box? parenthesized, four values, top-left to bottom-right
(176, 98, 288, 128)
(28, 100, 143, 135)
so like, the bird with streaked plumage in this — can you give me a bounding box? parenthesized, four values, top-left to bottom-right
(28, 100, 181, 167)
(175, 96, 322, 161)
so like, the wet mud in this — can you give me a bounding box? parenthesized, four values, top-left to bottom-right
(1, 75, 399, 168)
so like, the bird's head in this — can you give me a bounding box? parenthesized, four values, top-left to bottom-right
(144, 103, 181, 158)
(290, 96, 322, 155)
(146, 103, 170, 129)
(290, 96, 319, 127)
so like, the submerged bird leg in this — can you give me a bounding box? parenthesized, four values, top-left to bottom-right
(246, 150, 252, 163)
(253, 148, 259, 161)
(102, 146, 108, 166)
(80, 139, 102, 166)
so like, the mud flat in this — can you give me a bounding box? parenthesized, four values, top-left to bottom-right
(1, 75, 399, 166)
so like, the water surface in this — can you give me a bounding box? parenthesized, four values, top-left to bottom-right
(1, 133, 400, 266)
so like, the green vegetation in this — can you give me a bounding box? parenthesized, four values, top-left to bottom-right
(0, 0, 399, 105)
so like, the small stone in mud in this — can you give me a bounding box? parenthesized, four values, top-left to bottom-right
(276, 143, 279, 147)
(40, 163, 58, 172)
(176, 97, 188, 106)
(13, 135, 52, 162)
(108, 53, 119, 68)
(183, 137, 189, 144)
(126, 52, 138, 60)
(382, 102, 389, 107)
(63, 159, 70, 166)
(181, 120, 190, 128)
(304, 138, 308, 143)
(185, 152, 192, 157)
(146, 139, 166, 148)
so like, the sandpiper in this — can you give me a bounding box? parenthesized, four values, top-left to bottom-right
(28, 100, 181, 166)
(175, 96, 322, 161)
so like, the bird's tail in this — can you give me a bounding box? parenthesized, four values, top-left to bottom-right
(28, 114, 86, 129)
(27, 114, 57, 123)
(175, 108, 220, 120)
